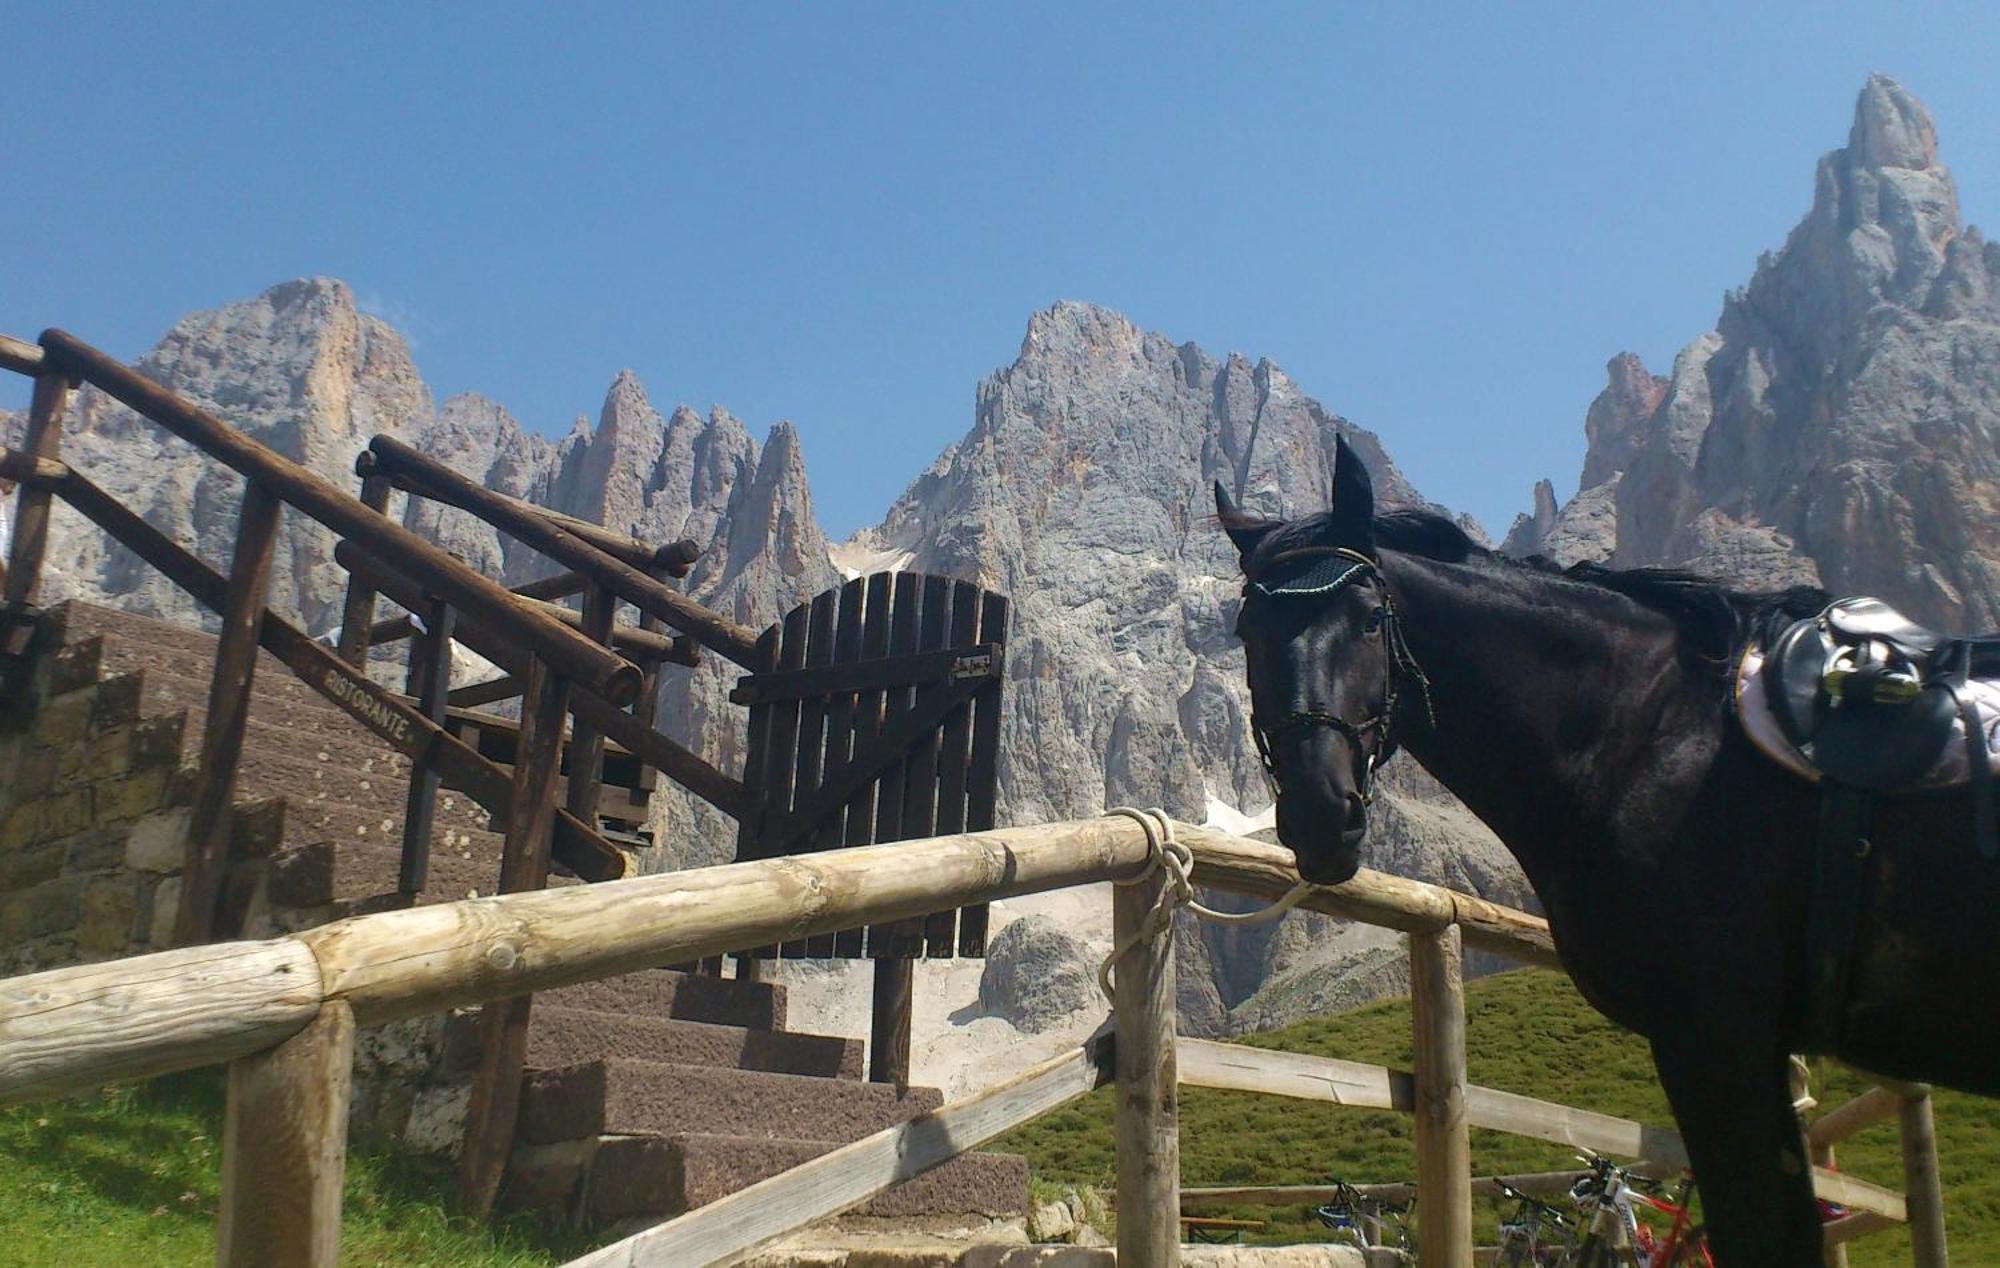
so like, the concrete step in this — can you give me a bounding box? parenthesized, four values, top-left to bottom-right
(540, 968, 787, 1031)
(443, 1005, 861, 1080)
(519, 1059, 941, 1145)
(583, 1132, 1027, 1221)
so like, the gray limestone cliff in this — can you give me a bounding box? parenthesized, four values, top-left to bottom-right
(1510, 76, 2000, 625)
(847, 302, 1532, 1032)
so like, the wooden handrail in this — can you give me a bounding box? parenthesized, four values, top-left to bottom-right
(0, 819, 1558, 1105)
(366, 435, 763, 668)
(361, 580, 699, 667)
(336, 540, 753, 817)
(35, 330, 642, 706)
(358, 448, 702, 578)
(36, 457, 626, 883)
(0, 333, 44, 376)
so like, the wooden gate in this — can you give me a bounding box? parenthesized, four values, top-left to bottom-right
(730, 571, 1008, 1081)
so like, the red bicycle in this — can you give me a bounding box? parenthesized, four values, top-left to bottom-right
(1561, 1153, 1712, 1267)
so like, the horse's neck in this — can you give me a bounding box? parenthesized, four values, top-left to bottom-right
(1379, 551, 1684, 874)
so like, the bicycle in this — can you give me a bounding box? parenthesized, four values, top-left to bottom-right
(1561, 1153, 1711, 1267)
(1314, 1177, 1414, 1256)
(1490, 1178, 1578, 1266)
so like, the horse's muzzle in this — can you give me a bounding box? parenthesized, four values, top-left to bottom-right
(1276, 791, 1367, 885)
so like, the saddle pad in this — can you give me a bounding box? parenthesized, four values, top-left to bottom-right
(1736, 646, 2000, 789)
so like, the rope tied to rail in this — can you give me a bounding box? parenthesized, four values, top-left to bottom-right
(1097, 807, 1319, 1001)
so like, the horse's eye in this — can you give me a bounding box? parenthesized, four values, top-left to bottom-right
(1365, 607, 1386, 633)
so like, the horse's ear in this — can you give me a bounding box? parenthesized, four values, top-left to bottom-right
(1214, 480, 1276, 560)
(1330, 435, 1376, 548)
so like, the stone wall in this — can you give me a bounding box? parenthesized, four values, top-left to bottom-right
(0, 630, 200, 975)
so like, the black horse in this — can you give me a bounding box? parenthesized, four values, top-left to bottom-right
(1217, 436, 1999, 1266)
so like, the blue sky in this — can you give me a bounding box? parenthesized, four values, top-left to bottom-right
(4, 4, 1998, 540)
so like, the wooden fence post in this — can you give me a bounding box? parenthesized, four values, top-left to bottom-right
(335, 461, 392, 665)
(1114, 868, 1178, 1268)
(454, 658, 571, 1217)
(1900, 1087, 1949, 1268)
(173, 481, 282, 945)
(399, 598, 455, 894)
(1411, 924, 1473, 1267)
(562, 583, 615, 826)
(3, 369, 71, 610)
(217, 999, 355, 1268)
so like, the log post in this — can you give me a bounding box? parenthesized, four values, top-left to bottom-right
(1113, 868, 1178, 1268)
(217, 999, 355, 1268)
(3, 370, 71, 610)
(562, 583, 615, 826)
(1900, 1086, 1949, 1268)
(335, 460, 392, 664)
(1410, 924, 1473, 1267)
(173, 481, 282, 945)
(454, 659, 571, 1217)
(869, 957, 914, 1086)
(399, 598, 455, 894)
(1792, 1058, 1850, 1268)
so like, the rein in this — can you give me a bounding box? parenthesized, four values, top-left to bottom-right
(1244, 545, 1434, 804)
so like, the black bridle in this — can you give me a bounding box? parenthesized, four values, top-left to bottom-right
(1243, 545, 1434, 806)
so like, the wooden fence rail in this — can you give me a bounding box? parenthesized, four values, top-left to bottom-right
(0, 815, 1945, 1267)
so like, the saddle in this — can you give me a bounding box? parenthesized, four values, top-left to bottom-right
(1758, 597, 2000, 792)
(1741, 596, 2000, 1051)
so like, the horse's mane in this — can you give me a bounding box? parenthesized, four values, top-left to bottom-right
(1248, 508, 1828, 677)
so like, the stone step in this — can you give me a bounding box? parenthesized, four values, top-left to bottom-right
(581, 1132, 1028, 1221)
(540, 969, 787, 1030)
(519, 1059, 941, 1145)
(264, 835, 518, 908)
(443, 1006, 861, 1079)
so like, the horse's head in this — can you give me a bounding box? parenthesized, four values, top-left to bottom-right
(1217, 436, 1413, 885)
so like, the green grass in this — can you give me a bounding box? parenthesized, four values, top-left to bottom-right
(4, 970, 1996, 1263)
(998, 968, 2000, 1263)
(0, 1072, 588, 1268)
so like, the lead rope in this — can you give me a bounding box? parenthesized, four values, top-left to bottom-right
(1096, 807, 1318, 1002)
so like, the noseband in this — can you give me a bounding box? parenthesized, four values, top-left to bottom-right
(1243, 545, 1434, 805)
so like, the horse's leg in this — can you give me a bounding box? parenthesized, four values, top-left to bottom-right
(1650, 1031, 1823, 1267)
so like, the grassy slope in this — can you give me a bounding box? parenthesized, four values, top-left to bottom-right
(998, 968, 2000, 1263)
(2, 969, 1993, 1263)
(0, 1074, 588, 1268)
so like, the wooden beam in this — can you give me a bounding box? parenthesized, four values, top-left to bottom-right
(44, 465, 624, 883)
(335, 466, 392, 665)
(1808, 1085, 1901, 1149)
(562, 585, 615, 828)
(448, 675, 522, 709)
(727, 641, 1001, 706)
(3, 371, 70, 609)
(1179, 825, 1558, 967)
(1114, 865, 1179, 1268)
(218, 1000, 354, 1268)
(337, 539, 748, 817)
(1901, 1088, 1949, 1267)
(367, 435, 760, 667)
(38, 329, 639, 704)
(0, 332, 45, 375)
(0, 939, 322, 1103)
(1411, 925, 1472, 1267)
(1179, 1039, 1408, 1110)
(174, 480, 282, 944)
(456, 660, 570, 1217)
(869, 957, 914, 1086)
(1183, 1166, 1680, 1207)
(3, 818, 1571, 1103)
(1824, 1210, 1901, 1249)
(400, 599, 455, 894)
(563, 1036, 1111, 1267)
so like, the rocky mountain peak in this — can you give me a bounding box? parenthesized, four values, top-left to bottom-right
(1850, 73, 1939, 172)
(1508, 76, 2000, 625)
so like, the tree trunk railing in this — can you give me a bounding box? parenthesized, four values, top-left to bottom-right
(0, 818, 1944, 1267)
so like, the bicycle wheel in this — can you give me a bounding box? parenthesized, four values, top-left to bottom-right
(1491, 1234, 1531, 1267)
(1662, 1226, 1713, 1267)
